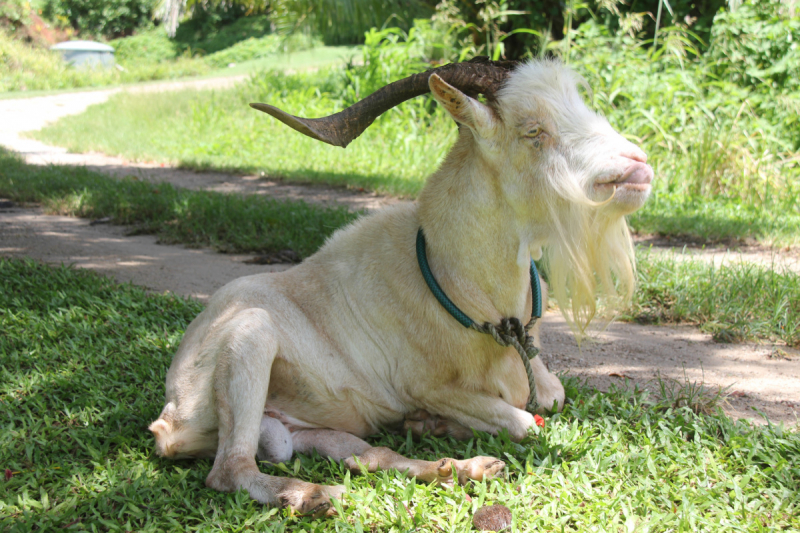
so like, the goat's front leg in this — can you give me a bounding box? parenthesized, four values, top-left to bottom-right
(414, 388, 540, 442)
(288, 428, 505, 486)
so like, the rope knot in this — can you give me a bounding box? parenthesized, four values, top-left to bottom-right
(472, 317, 541, 413)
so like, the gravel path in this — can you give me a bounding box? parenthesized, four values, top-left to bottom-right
(1, 82, 798, 426)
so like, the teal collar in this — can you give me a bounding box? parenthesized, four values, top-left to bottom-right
(415, 228, 542, 329)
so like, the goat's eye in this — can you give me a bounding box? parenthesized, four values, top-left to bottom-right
(525, 126, 544, 138)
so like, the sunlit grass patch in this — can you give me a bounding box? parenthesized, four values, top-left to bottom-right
(627, 248, 800, 347)
(30, 70, 454, 197)
(629, 192, 800, 247)
(1, 258, 798, 531)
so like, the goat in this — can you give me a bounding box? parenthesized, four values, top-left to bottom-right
(149, 58, 653, 517)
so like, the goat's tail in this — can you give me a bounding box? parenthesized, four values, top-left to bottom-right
(149, 403, 180, 458)
(149, 402, 218, 459)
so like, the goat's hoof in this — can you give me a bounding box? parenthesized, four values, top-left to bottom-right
(453, 456, 506, 485)
(279, 483, 345, 518)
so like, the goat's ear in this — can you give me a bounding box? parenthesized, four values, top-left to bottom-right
(429, 73, 496, 135)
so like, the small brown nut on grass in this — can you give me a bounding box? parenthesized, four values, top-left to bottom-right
(472, 504, 512, 531)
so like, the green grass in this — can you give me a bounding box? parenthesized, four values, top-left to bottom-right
(0, 149, 359, 258)
(628, 192, 800, 247)
(209, 45, 358, 77)
(1, 257, 798, 531)
(629, 249, 800, 347)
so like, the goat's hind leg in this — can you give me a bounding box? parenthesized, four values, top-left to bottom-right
(204, 308, 343, 517)
(290, 428, 504, 486)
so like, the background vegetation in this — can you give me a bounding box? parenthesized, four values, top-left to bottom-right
(29, 1, 800, 247)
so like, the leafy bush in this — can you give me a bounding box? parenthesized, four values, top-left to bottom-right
(42, 0, 157, 38)
(706, 0, 800, 148)
(173, 12, 272, 54)
(110, 27, 180, 63)
(0, 0, 30, 28)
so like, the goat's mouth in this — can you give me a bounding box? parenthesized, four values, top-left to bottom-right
(594, 162, 653, 192)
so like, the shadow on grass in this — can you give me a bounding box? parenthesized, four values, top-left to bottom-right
(175, 159, 426, 199)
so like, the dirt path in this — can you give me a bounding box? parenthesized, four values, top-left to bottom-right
(1, 85, 798, 426)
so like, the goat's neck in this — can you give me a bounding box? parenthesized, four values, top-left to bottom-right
(417, 135, 544, 324)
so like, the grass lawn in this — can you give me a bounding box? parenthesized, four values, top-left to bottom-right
(1, 257, 798, 532)
(209, 46, 358, 78)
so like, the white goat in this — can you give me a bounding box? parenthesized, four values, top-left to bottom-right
(149, 58, 653, 516)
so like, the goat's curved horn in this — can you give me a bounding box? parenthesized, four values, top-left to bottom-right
(250, 56, 518, 148)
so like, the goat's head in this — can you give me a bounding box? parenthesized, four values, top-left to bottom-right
(251, 58, 653, 332)
(428, 61, 653, 218)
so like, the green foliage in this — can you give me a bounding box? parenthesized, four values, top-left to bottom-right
(1, 256, 799, 530)
(706, 0, 800, 147)
(42, 0, 157, 38)
(110, 26, 180, 63)
(0, 0, 32, 28)
(0, 149, 359, 257)
(173, 12, 271, 54)
(708, 0, 800, 91)
(269, 0, 434, 45)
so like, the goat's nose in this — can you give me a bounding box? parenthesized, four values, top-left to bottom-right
(622, 146, 648, 164)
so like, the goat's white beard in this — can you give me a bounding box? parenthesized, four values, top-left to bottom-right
(542, 191, 636, 339)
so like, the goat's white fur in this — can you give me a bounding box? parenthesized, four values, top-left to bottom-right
(149, 59, 652, 515)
